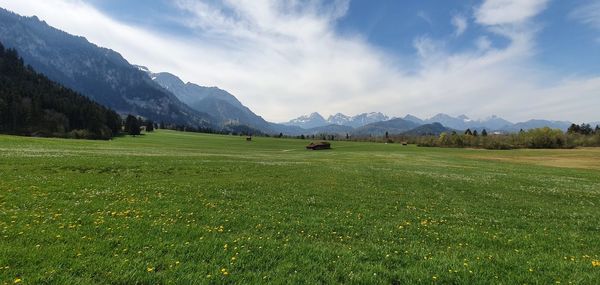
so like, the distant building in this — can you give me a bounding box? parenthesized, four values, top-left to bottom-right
(306, 142, 331, 150)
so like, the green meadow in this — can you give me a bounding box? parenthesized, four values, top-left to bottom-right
(1, 130, 599, 284)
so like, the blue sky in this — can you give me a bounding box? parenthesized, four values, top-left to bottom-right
(2, 0, 600, 122)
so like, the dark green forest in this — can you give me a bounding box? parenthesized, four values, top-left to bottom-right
(0, 42, 121, 139)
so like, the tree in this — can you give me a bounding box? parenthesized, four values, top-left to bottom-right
(278, 132, 283, 138)
(385, 131, 389, 139)
(145, 120, 154, 132)
(567, 123, 580, 134)
(596, 125, 600, 134)
(300, 134, 305, 140)
(473, 130, 478, 137)
(481, 129, 488, 136)
(580, 123, 593, 135)
(125, 115, 141, 136)
(464, 129, 473, 136)
(346, 133, 349, 140)
(568, 123, 593, 135)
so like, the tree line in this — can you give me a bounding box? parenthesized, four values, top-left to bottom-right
(287, 125, 600, 149)
(402, 127, 600, 149)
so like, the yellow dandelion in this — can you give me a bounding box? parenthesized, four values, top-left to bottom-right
(147, 267, 154, 272)
(221, 268, 229, 275)
(14, 278, 22, 284)
(592, 260, 600, 267)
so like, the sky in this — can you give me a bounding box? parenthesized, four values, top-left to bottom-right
(1, 0, 600, 123)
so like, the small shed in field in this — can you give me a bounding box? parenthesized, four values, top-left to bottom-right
(306, 142, 331, 150)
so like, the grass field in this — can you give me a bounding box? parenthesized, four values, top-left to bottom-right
(1, 130, 599, 284)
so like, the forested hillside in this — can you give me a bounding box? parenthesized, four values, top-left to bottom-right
(0, 42, 121, 139)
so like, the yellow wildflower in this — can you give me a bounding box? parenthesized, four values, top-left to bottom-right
(592, 260, 600, 267)
(14, 278, 22, 284)
(147, 267, 154, 272)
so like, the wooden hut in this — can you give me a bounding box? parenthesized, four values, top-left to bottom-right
(306, 142, 331, 150)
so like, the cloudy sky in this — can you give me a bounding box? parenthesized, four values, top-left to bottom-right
(2, 0, 600, 123)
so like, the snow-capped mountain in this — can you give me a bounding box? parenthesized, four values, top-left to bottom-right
(285, 112, 389, 129)
(284, 112, 328, 129)
(349, 112, 390, 128)
(327, 113, 352, 126)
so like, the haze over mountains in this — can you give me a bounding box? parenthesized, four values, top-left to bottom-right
(284, 112, 577, 135)
(0, 7, 596, 138)
(139, 67, 271, 130)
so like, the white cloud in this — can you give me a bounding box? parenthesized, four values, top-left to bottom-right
(475, 36, 492, 50)
(451, 15, 468, 36)
(475, 0, 548, 26)
(417, 11, 433, 26)
(570, 1, 600, 29)
(1, 0, 600, 123)
(570, 0, 600, 45)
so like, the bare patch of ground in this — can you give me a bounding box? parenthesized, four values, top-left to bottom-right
(464, 148, 600, 170)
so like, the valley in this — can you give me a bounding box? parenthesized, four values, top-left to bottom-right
(1, 131, 599, 283)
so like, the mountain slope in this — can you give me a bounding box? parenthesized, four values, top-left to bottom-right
(425, 113, 471, 130)
(0, 8, 212, 127)
(402, 123, 452, 136)
(424, 113, 514, 131)
(0, 42, 121, 139)
(145, 70, 275, 132)
(149, 70, 245, 110)
(353, 118, 419, 136)
(503, 120, 572, 132)
(304, 124, 354, 135)
(403, 114, 425, 125)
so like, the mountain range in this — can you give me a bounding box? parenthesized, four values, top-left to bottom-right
(0, 8, 213, 128)
(138, 67, 270, 130)
(284, 112, 389, 129)
(0, 7, 596, 138)
(284, 112, 578, 135)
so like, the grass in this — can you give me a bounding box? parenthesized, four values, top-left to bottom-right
(1, 130, 599, 284)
